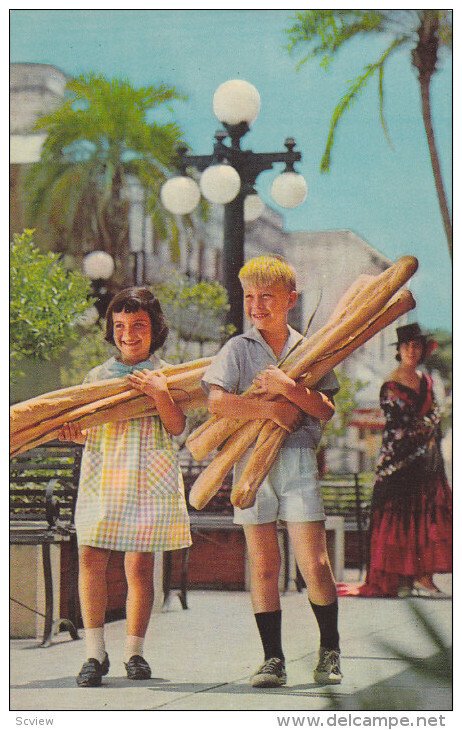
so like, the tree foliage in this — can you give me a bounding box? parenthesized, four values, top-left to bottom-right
(25, 74, 189, 280)
(10, 230, 93, 379)
(426, 329, 452, 391)
(286, 10, 452, 256)
(156, 276, 236, 362)
(59, 322, 113, 387)
(322, 368, 368, 443)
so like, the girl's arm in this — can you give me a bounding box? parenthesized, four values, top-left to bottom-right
(129, 370, 186, 436)
(208, 385, 303, 432)
(58, 422, 87, 444)
(253, 365, 335, 421)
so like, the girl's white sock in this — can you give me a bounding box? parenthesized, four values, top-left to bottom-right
(84, 626, 106, 663)
(124, 635, 145, 662)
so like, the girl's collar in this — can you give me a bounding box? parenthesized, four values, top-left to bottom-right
(108, 353, 162, 375)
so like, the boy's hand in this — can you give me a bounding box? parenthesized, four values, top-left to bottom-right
(129, 369, 169, 398)
(270, 399, 303, 432)
(253, 365, 295, 397)
(58, 421, 86, 444)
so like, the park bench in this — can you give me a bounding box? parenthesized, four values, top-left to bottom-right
(10, 441, 82, 647)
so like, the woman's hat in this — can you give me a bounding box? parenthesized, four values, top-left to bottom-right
(393, 322, 428, 345)
(392, 322, 438, 356)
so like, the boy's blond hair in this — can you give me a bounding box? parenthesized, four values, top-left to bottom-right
(238, 255, 296, 291)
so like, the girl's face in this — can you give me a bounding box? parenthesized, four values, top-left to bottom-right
(112, 309, 152, 364)
(399, 338, 424, 367)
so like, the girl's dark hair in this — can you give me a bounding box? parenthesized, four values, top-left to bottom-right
(105, 287, 168, 354)
(395, 339, 427, 364)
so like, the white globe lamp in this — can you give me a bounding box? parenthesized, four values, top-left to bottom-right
(200, 164, 241, 204)
(83, 251, 115, 280)
(77, 305, 100, 328)
(244, 193, 265, 222)
(271, 172, 308, 209)
(160, 176, 201, 215)
(213, 80, 261, 126)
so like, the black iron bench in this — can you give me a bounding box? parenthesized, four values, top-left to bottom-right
(10, 441, 83, 647)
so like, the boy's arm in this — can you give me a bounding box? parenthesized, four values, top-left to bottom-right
(208, 385, 303, 432)
(253, 365, 335, 421)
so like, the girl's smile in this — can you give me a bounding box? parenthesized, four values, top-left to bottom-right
(112, 309, 152, 364)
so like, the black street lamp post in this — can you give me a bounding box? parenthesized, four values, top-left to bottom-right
(160, 80, 307, 334)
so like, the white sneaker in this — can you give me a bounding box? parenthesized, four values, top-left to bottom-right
(251, 657, 287, 687)
(313, 647, 343, 685)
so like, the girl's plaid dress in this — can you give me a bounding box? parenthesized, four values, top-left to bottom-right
(74, 355, 192, 552)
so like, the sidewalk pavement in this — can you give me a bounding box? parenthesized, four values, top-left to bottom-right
(10, 574, 452, 713)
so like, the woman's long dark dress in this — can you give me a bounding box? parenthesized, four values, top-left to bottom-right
(345, 373, 452, 597)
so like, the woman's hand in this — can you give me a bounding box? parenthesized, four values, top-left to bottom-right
(128, 369, 169, 399)
(58, 421, 86, 444)
(253, 365, 295, 397)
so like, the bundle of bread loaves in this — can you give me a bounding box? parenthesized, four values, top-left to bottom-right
(186, 255, 418, 511)
(11, 255, 417, 504)
(10, 358, 211, 457)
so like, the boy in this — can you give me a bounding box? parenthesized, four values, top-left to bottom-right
(202, 255, 342, 688)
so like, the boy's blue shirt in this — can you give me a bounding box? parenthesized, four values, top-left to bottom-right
(202, 325, 339, 450)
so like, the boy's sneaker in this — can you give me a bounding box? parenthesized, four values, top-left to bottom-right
(313, 647, 343, 685)
(76, 652, 110, 687)
(251, 657, 287, 687)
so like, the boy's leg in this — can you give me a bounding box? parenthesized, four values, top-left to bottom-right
(243, 523, 287, 687)
(287, 521, 342, 684)
(123, 551, 154, 679)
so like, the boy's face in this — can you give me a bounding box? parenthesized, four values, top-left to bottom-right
(243, 281, 297, 335)
(112, 309, 152, 364)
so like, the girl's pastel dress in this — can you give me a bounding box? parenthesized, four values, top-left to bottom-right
(75, 354, 191, 552)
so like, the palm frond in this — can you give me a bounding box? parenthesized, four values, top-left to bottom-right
(321, 36, 406, 172)
(287, 10, 385, 68)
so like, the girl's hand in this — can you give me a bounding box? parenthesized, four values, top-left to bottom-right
(58, 421, 86, 444)
(253, 365, 295, 397)
(129, 369, 169, 398)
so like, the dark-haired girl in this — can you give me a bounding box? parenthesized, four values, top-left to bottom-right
(59, 288, 191, 686)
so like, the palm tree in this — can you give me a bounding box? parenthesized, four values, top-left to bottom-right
(286, 10, 452, 259)
(26, 73, 188, 282)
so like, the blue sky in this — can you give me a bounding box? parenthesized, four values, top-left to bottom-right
(9, 8, 453, 331)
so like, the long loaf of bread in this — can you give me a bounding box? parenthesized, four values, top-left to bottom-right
(11, 358, 211, 455)
(186, 256, 417, 462)
(189, 287, 415, 510)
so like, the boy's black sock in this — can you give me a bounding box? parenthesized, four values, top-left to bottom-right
(254, 610, 285, 661)
(309, 599, 340, 650)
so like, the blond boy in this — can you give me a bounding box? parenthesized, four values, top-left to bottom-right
(202, 255, 342, 687)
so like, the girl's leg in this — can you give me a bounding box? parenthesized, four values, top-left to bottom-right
(77, 546, 111, 681)
(78, 545, 111, 630)
(124, 551, 155, 654)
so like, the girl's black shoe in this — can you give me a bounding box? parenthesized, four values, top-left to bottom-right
(124, 655, 151, 680)
(76, 653, 110, 687)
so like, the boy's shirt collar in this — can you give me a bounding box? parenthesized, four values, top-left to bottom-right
(242, 325, 303, 362)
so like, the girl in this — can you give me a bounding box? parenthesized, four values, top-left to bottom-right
(59, 287, 191, 687)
